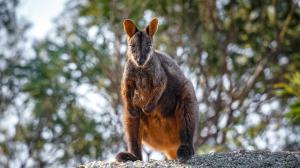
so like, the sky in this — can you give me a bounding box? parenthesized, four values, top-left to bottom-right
(18, 0, 66, 39)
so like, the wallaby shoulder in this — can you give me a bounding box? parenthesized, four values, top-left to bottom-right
(154, 50, 186, 83)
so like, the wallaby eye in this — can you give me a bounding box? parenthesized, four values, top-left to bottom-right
(129, 44, 135, 48)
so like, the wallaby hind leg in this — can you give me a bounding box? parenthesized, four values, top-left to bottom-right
(176, 82, 197, 162)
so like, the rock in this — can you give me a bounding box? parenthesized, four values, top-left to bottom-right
(79, 150, 300, 168)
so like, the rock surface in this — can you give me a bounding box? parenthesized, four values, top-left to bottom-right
(79, 150, 300, 168)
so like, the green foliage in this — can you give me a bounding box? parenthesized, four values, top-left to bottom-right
(276, 72, 300, 125)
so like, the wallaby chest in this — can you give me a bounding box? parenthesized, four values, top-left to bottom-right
(130, 68, 163, 107)
(125, 61, 166, 108)
(134, 71, 154, 90)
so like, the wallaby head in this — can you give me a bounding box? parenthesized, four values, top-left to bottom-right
(123, 18, 158, 67)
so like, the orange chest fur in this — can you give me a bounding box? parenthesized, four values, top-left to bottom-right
(140, 109, 180, 151)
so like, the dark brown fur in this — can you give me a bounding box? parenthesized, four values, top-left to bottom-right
(116, 18, 198, 162)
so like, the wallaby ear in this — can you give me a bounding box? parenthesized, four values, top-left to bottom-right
(123, 19, 138, 38)
(145, 17, 158, 37)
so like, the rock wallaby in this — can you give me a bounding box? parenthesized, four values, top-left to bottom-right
(116, 18, 198, 162)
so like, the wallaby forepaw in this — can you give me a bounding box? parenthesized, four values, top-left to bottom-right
(116, 152, 138, 162)
(177, 145, 194, 163)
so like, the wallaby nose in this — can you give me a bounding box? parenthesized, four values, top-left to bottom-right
(138, 58, 145, 65)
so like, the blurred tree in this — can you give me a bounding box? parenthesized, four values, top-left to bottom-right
(0, 0, 33, 167)
(0, 0, 104, 167)
(1, 0, 300, 167)
(0, 0, 24, 114)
